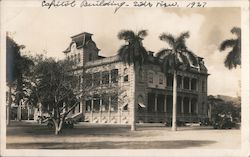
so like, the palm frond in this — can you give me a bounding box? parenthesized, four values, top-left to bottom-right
(117, 30, 135, 41)
(177, 31, 190, 43)
(159, 33, 175, 48)
(175, 32, 189, 50)
(137, 30, 148, 39)
(219, 39, 236, 51)
(224, 46, 241, 69)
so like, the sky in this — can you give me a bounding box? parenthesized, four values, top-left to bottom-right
(4, 4, 241, 97)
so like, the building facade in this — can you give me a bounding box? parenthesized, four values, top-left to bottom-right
(63, 32, 209, 124)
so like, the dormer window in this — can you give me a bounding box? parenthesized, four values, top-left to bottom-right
(71, 43, 76, 53)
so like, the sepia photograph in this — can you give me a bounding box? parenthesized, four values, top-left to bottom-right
(0, 0, 249, 156)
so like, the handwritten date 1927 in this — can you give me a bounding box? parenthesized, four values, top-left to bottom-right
(186, 2, 207, 8)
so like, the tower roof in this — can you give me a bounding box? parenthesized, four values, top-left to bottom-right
(63, 32, 94, 53)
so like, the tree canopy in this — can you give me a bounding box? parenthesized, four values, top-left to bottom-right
(117, 30, 148, 67)
(156, 31, 198, 73)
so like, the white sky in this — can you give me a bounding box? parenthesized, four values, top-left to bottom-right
(4, 5, 241, 97)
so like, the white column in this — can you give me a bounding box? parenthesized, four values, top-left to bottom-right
(181, 97, 184, 113)
(119, 103, 122, 124)
(91, 99, 94, 123)
(164, 95, 167, 113)
(80, 98, 83, 113)
(181, 77, 184, 89)
(189, 98, 191, 113)
(17, 102, 22, 121)
(189, 78, 191, 90)
(154, 94, 158, 112)
(196, 102, 198, 114)
(27, 106, 30, 120)
(108, 96, 111, 123)
(99, 98, 102, 123)
(109, 70, 112, 84)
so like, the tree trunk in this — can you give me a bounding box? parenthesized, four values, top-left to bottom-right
(52, 118, 64, 135)
(131, 64, 136, 131)
(7, 86, 12, 126)
(172, 70, 177, 131)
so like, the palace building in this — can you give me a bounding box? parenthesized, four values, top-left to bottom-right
(63, 32, 209, 124)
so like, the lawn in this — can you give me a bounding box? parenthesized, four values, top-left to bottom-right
(6, 121, 241, 149)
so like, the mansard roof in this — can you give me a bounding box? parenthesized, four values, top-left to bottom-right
(63, 32, 99, 53)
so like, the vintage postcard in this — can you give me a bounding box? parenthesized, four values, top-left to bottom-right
(0, 0, 249, 156)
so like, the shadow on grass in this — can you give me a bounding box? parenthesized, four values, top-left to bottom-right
(7, 140, 216, 149)
(7, 124, 147, 138)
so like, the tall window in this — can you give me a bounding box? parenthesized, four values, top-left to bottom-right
(85, 73, 93, 87)
(159, 74, 163, 85)
(166, 74, 173, 87)
(93, 96, 100, 112)
(101, 95, 109, 111)
(202, 80, 206, 92)
(111, 94, 118, 112)
(74, 54, 77, 64)
(85, 100, 92, 112)
(78, 75, 81, 90)
(183, 77, 190, 89)
(93, 72, 101, 86)
(191, 78, 197, 91)
(111, 69, 118, 83)
(148, 72, 153, 83)
(177, 75, 182, 88)
(78, 53, 81, 63)
(89, 53, 92, 61)
(102, 71, 109, 84)
(139, 69, 143, 83)
(123, 68, 128, 82)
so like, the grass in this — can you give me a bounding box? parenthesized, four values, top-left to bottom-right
(6, 121, 240, 149)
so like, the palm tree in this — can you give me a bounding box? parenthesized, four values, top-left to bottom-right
(156, 32, 198, 131)
(219, 27, 241, 69)
(117, 30, 148, 131)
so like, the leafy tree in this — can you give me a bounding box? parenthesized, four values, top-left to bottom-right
(27, 57, 80, 135)
(6, 34, 33, 124)
(208, 95, 241, 124)
(219, 27, 241, 69)
(27, 55, 125, 135)
(117, 30, 148, 131)
(156, 32, 198, 131)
